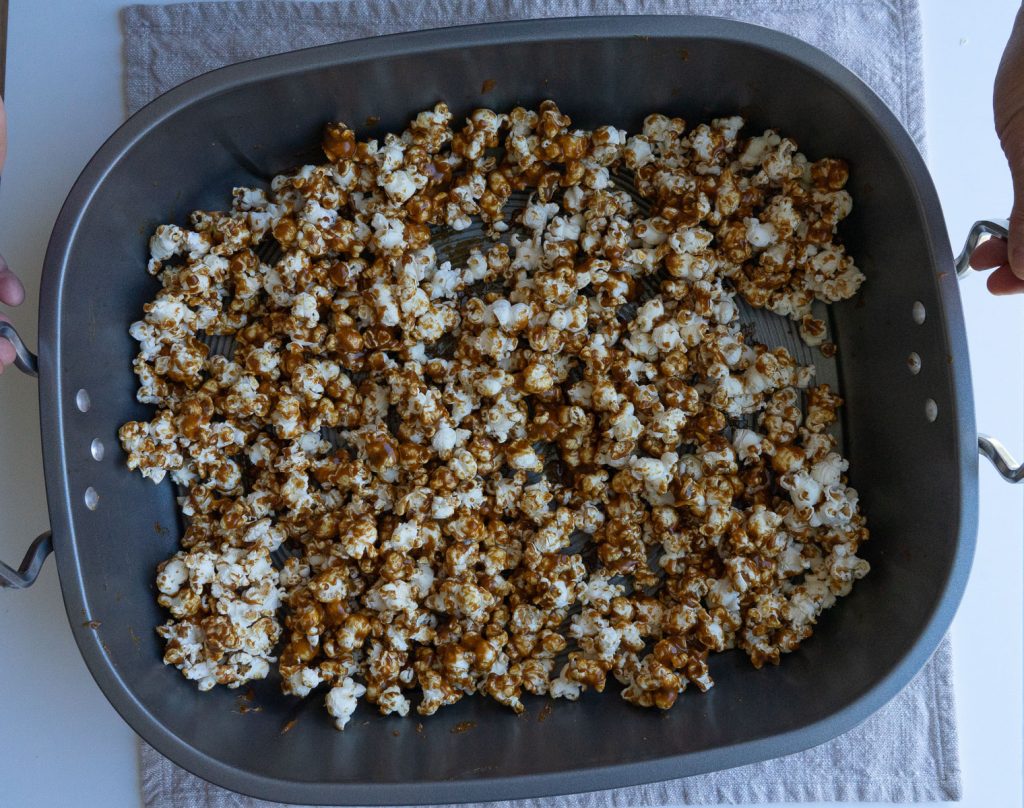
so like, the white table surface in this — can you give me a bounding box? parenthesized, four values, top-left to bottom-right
(0, 2, 1021, 807)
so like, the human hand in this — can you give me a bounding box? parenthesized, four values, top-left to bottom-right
(0, 94, 24, 373)
(0, 255, 25, 374)
(980, 4, 1024, 294)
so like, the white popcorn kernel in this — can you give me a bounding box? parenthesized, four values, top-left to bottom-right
(371, 212, 405, 250)
(713, 115, 744, 141)
(149, 224, 184, 263)
(522, 200, 560, 231)
(810, 453, 848, 487)
(731, 428, 764, 462)
(549, 665, 582, 700)
(326, 678, 366, 730)
(744, 217, 778, 249)
(624, 136, 654, 168)
(156, 558, 188, 595)
(382, 169, 419, 203)
(285, 666, 323, 698)
(291, 292, 319, 325)
(432, 422, 459, 455)
(301, 200, 337, 229)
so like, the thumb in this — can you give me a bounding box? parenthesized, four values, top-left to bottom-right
(994, 6, 1024, 280)
(0, 251, 24, 307)
(1006, 197, 1024, 281)
(1003, 127, 1024, 280)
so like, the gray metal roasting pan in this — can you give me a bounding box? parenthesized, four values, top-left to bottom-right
(1, 15, 1022, 806)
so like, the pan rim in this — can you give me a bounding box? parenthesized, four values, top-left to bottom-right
(38, 14, 978, 805)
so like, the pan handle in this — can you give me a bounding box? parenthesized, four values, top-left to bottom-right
(978, 435, 1023, 483)
(0, 532, 53, 588)
(0, 320, 39, 376)
(957, 218, 1023, 483)
(0, 321, 52, 587)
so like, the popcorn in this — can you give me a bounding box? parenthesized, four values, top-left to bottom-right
(155, 544, 283, 691)
(123, 101, 869, 730)
(326, 678, 366, 730)
(745, 217, 778, 249)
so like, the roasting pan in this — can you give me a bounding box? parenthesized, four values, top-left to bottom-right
(1, 15, 1021, 806)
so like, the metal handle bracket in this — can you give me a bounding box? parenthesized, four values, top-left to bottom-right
(0, 532, 53, 588)
(978, 435, 1024, 484)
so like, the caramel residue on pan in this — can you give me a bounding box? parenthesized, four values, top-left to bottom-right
(280, 718, 299, 735)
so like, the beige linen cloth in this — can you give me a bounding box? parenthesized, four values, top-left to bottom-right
(122, 1, 960, 804)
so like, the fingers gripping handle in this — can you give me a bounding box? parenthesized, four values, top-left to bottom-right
(955, 219, 1010, 278)
(0, 321, 38, 376)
